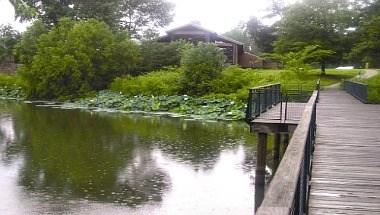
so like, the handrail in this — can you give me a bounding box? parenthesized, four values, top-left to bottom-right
(256, 90, 319, 215)
(343, 80, 368, 103)
(245, 83, 281, 123)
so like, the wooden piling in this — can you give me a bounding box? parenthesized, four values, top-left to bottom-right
(255, 132, 267, 211)
(273, 133, 281, 173)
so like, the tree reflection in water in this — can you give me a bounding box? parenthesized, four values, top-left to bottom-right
(0, 101, 256, 214)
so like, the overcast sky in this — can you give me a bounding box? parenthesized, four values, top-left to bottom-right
(0, 0, 296, 33)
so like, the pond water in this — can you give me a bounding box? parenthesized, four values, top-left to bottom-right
(0, 101, 258, 215)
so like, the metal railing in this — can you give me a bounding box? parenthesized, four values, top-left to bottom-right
(256, 90, 319, 215)
(343, 80, 368, 103)
(282, 84, 316, 103)
(246, 81, 320, 123)
(245, 83, 281, 123)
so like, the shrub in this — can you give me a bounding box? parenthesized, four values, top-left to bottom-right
(19, 18, 140, 100)
(180, 43, 226, 95)
(135, 40, 192, 75)
(210, 66, 251, 94)
(110, 67, 182, 96)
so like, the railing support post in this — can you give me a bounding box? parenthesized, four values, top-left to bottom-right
(273, 133, 281, 173)
(255, 132, 268, 212)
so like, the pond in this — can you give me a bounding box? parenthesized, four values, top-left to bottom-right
(0, 101, 258, 215)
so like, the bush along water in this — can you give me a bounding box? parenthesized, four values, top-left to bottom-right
(72, 91, 246, 121)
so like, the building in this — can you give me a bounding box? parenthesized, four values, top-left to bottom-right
(157, 23, 267, 68)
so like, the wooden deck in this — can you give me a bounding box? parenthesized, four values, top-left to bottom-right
(252, 102, 306, 125)
(309, 89, 380, 214)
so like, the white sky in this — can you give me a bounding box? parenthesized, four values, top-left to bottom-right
(0, 0, 296, 33)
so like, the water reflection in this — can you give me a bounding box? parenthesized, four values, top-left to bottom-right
(0, 101, 256, 215)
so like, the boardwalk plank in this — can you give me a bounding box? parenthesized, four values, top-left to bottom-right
(309, 89, 380, 215)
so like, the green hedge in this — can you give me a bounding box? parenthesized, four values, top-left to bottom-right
(110, 68, 182, 96)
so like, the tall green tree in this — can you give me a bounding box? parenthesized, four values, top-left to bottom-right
(274, 0, 359, 73)
(136, 40, 191, 74)
(0, 24, 20, 62)
(269, 45, 335, 73)
(8, 0, 174, 37)
(119, 0, 174, 37)
(223, 26, 258, 53)
(9, 0, 120, 27)
(350, 0, 380, 67)
(246, 17, 277, 54)
(14, 20, 48, 65)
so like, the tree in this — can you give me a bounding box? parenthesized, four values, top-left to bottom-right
(0, 24, 20, 62)
(14, 20, 48, 64)
(19, 18, 140, 100)
(119, 0, 174, 37)
(180, 43, 226, 96)
(8, 0, 174, 37)
(9, 0, 120, 27)
(264, 0, 286, 19)
(268, 45, 335, 73)
(274, 0, 360, 73)
(246, 17, 277, 53)
(135, 40, 191, 75)
(349, 0, 380, 68)
(223, 26, 258, 53)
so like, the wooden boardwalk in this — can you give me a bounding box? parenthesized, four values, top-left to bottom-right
(309, 89, 380, 214)
(253, 102, 306, 124)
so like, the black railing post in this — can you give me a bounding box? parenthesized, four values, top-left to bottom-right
(284, 94, 288, 120)
(280, 93, 283, 121)
(255, 89, 260, 117)
(245, 89, 253, 123)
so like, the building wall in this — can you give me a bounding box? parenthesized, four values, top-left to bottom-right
(239, 52, 263, 68)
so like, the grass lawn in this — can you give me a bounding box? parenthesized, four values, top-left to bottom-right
(253, 69, 360, 87)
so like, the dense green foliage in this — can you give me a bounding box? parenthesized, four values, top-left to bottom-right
(274, 0, 358, 71)
(118, 0, 174, 38)
(350, 1, 380, 68)
(14, 20, 48, 65)
(180, 44, 226, 95)
(110, 66, 360, 101)
(0, 24, 20, 62)
(9, 0, 174, 38)
(268, 45, 335, 73)
(19, 18, 139, 100)
(246, 17, 277, 54)
(135, 40, 191, 74)
(208, 67, 359, 101)
(111, 68, 182, 96)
